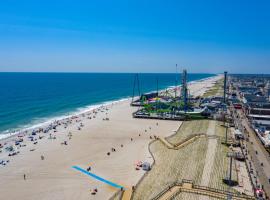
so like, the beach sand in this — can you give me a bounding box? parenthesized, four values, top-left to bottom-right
(0, 75, 222, 200)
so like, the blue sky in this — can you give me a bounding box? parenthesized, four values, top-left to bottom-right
(0, 0, 270, 73)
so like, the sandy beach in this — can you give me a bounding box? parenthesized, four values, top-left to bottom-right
(0, 75, 222, 200)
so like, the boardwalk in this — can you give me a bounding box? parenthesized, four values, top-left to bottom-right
(236, 108, 270, 197)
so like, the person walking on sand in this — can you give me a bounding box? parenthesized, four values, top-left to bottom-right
(23, 174, 26, 180)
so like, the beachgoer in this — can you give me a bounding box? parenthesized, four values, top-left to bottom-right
(41, 155, 44, 160)
(23, 174, 26, 180)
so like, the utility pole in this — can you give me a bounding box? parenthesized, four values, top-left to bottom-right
(225, 124, 228, 144)
(223, 71, 228, 125)
(226, 151, 234, 186)
(175, 64, 177, 98)
(224, 71, 228, 104)
(132, 73, 141, 103)
(229, 155, 233, 184)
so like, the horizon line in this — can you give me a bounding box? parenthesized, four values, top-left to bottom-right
(1, 71, 270, 75)
(0, 71, 219, 74)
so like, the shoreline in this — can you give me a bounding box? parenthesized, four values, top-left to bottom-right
(0, 98, 130, 141)
(0, 74, 222, 200)
(0, 74, 218, 142)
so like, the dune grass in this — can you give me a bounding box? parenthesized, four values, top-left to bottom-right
(203, 78, 224, 97)
(208, 121, 238, 191)
(132, 121, 210, 200)
(172, 192, 222, 200)
(132, 138, 208, 200)
(132, 120, 238, 200)
(167, 120, 209, 144)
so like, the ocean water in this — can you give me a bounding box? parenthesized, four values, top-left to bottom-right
(0, 73, 215, 136)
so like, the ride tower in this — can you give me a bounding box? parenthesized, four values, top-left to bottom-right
(223, 71, 228, 104)
(181, 69, 188, 112)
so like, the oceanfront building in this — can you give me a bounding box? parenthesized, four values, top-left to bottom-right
(231, 75, 270, 148)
